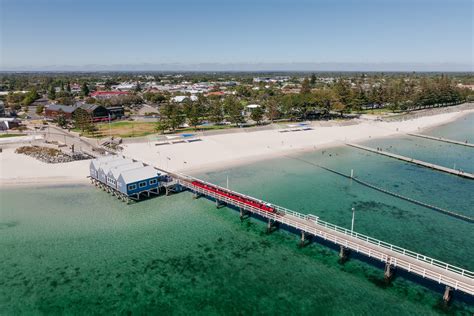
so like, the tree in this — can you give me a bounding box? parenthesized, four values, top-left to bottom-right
(223, 96, 244, 125)
(250, 106, 264, 124)
(85, 97, 96, 104)
(310, 73, 317, 85)
(135, 82, 142, 92)
(73, 108, 93, 132)
(81, 83, 90, 97)
(55, 111, 68, 128)
(160, 103, 185, 131)
(333, 78, 352, 111)
(208, 98, 224, 123)
(300, 78, 311, 94)
(22, 89, 39, 106)
(47, 86, 56, 100)
(265, 97, 280, 122)
(331, 100, 346, 117)
(155, 118, 170, 134)
(184, 100, 203, 129)
(36, 105, 45, 115)
(66, 82, 71, 93)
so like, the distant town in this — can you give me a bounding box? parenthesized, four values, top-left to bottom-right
(0, 72, 473, 139)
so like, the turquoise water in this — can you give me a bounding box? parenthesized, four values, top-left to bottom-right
(1, 114, 473, 315)
(363, 113, 474, 173)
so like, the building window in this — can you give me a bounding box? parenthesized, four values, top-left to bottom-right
(149, 179, 157, 185)
(128, 184, 137, 191)
(139, 181, 147, 188)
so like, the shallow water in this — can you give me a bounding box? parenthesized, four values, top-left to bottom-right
(1, 114, 473, 315)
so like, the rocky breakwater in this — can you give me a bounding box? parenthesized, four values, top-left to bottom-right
(15, 146, 90, 163)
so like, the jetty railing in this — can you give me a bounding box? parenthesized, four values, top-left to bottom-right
(175, 174, 474, 295)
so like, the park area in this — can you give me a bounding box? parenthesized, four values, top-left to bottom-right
(77, 121, 238, 138)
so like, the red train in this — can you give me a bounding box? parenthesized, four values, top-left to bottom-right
(191, 180, 276, 213)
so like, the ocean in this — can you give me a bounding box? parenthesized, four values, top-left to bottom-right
(1, 113, 473, 315)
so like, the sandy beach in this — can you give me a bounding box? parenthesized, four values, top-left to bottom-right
(1, 108, 472, 188)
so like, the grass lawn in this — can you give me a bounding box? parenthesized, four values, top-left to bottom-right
(0, 133, 27, 138)
(73, 121, 157, 138)
(76, 121, 245, 138)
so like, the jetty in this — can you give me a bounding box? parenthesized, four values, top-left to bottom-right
(168, 173, 474, 298)
(346, 143, 474, 180)
(407, 133, 474, 148)
(89, 159, 474, 299)
(284, 155, 473, 223)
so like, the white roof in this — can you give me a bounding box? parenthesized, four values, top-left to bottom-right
(246, 104, 261, 108)
(108, 162, 144, 179)
(171, 95, 198, 103)
(119, 166, 159, 184)
(90, 155, 122, 170)
(99, 158, 134, 174)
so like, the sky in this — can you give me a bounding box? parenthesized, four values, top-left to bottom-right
(1, 0, 473, 71)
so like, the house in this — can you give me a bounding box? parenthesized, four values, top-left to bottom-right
(106, 161, 144, 188)
(45, 104, 79, 119)
(77, 104, 109, 122)
(171, 95, 198, 103)
(31, 97, 49, 107)
(0, 117, 21, 130)
(206, 91, 225, 97)
(90, 91, 129, 99)
(112, 83, 137, 91)
(97, 158, 134, 183)
(245, 104, 261, 116)
(116, 165, 161, 197)
(89, 155, 122, 180)
(107, 106, 125, 119)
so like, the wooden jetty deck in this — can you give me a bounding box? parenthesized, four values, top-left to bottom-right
(407, 133, 474, 148)
(171, 174, 474, 296)
(346, 143, 474, 180)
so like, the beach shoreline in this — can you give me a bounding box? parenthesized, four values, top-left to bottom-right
(1, 106, 473, 189)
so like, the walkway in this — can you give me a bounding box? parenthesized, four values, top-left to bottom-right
(407, 133, 474, 148)
(346, 143, 474, 180)
(171, 174, 474, 296)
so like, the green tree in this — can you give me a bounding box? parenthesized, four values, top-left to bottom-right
(73, 108, 93, 132)
(47, 86, 56, 100)
(300, 78, 311, 94)
(55, 111, 68, 128)
(250, 106, 264, 124)
(208, 98, 224, 123)
(22, 89, 39, 106)
(223, 96, 244, 125)
(310, 73, 316, 85)
(66, 82, 71, 93)
(265, 97, 280, 122)
(81, 83, 90, 97)
(155, 118, 170, 134)
(333, 78, 352, 111)
(36, 105, 45, 115)
(161, 103, 184, 131)
(184, 100, 203, 129)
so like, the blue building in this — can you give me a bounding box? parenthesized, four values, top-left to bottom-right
(116, 166, 162, 197)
